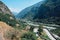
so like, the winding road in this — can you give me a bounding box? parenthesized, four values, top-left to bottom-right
(27, 22, 56, 40)
(43, 29, 56, 40)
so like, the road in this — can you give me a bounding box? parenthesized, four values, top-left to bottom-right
(43, 29, 56, 40)
(52, 34, 60, 39)
(27, 22, 57, 40)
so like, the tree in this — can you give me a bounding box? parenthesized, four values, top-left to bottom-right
(38, 25, 43, 35)
(30, 26, 35, 32)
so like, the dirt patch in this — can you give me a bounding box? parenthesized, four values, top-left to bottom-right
(0, 21, 28, 40)
(0, 21, 14, 40)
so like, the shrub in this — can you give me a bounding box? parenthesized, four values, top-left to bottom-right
(0, 13, 18, 27)
(21, 32, 37, 40)
(38, 25, 43, 35)
(29, 26, 35, 32)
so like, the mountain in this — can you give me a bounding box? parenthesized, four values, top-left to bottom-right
(0, 1, 22, 40)
(16, 1, 45, 19)
(15, 7, 32, 18)
(16, 0, 60, 25)
(12, 12, 18, 16)
(0, 1, 32, 40)
(0, 1, 21, 28)
(0, 1, 13, 15)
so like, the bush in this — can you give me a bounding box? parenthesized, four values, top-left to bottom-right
(0, 13, 18, 27)
(38, 25, 43, 35)
(29, 26, 35, 32)
(21, 32, 37, 40)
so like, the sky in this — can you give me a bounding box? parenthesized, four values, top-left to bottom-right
(1, 0, 43, 15)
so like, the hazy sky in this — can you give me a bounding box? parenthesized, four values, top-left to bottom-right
(1, 0, 43, 13)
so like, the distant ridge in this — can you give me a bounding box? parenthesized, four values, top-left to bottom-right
(16, 0, 60, 25)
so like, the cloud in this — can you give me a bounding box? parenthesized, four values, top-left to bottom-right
(9, 7, 20, 13)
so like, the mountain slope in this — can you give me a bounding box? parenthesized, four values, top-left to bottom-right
(16, 0, 60, 25)
(0, 21, 22, 40)
(0, 1, 12, 15)
(16, 1, 45, 19)
(0, 1, 21, 27)
(0, 21, 14, 39)
(0, 21, 12, 40)
(0, 1, 26, 40)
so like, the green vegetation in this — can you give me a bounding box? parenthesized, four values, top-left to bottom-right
(29, 26, 35, 32)
(0, 13, 26, 30)
(18, 20, 27, 30)
(50, 28, 60, 37)
(40, 31, 51, 40)
(38, 25, 43, 35)
(21, 32, 37, 40)
(41, 34, 51, 40)
(0, 13, 17, 26)
(37, 25, 50, 40)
